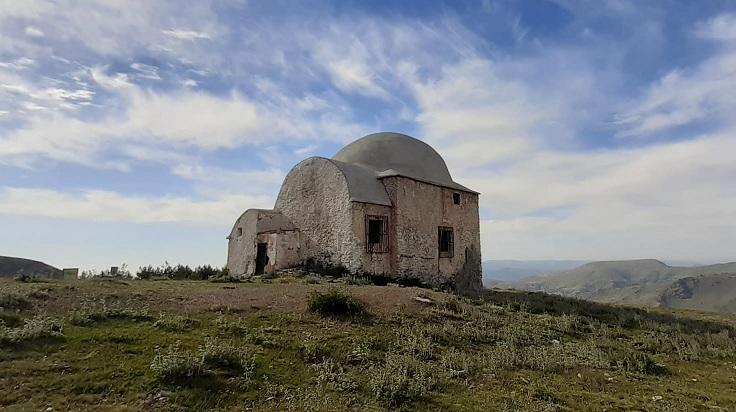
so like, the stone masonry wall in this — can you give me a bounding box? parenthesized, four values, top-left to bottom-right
(382, 176, 482, 292)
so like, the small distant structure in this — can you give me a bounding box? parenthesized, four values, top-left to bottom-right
(226, 132, 482, 293)
(110, 266, 119, 277)
(63, 268, 79, 279)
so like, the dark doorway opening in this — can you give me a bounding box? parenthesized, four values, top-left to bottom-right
(255, 243, 269, 275)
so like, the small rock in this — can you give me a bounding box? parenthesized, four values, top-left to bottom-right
(652, 395, 663, 402)
(413, 296, 433, 304)
(551, 339, 560, 345)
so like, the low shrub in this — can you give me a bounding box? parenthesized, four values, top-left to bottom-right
(151, 338, 255, 383)
(153, 313, 197, 332)
(310, 358, 358, 392)
(199, 337, 255, 375)
(440, 347, 476, 380)
(0, 293, 32, 311)
(69, 301, 152, 326)
(150, 341, 204, 382)
(369, 353, 436, 407)
(0, 312, 22, 327)
(209, 274, 241, 283)
(307, 289, 367, 318)
(608, 349, 666, 375)
(0, 316, 63, 345)
(301, 340, 331, 363)
(14, 274, 47, 283)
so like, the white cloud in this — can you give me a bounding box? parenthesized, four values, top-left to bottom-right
(0, 57, 35, 70)
(24, 26, 44, 38)
(130, 62, 161, 80)
(0, 67, 364, 168)
(0, 186, 272, 225)
(615, 13, 736, 137)
(694, 13, 736, 41)
(161, 29, 212, 40)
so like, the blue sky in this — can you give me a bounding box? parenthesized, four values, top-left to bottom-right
(1, 0, 736, 271)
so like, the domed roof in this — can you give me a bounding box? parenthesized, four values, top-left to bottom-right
(333, 132, 461, 188)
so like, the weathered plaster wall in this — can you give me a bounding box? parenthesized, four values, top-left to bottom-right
(275, 157, 358, 271)
(382, 176, 481, 292)
(255, 231, 301, 274)
(226, 209, 300, 276)
(226, 209, 259, 276)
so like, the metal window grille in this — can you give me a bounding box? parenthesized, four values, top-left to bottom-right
(438, 226, 454, 258)
(365, 215, 389, 253)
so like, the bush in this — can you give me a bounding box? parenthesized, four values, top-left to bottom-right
(151, 338, 255, 383)
(150, 341, 204, 382)
(0, 316, 63, 345)
(137, 263, 228, 280)
(301, 340, 331, 363)
(369, 353, 436, 407)
(199, 337, 255, 374)
(69, 301, 152, 326)
(608, 349, 666, 375)
(307, 289, 367, 318)
(153, 313, 197, 332)
(209, 274, 241, 284)
(14, 274, 47, 283)
(0, 293, 32, 311)
(310, 358, 357, 392)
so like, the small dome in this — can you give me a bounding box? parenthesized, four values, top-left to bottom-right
(333, 132, 454, 186)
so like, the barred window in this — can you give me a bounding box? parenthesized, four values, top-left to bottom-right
(438, 226, 454, 258)
(366, 215, 389, 253)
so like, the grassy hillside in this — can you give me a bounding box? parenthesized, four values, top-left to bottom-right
(507, 259, 736, 309)
(0, 256, 62, 278)
(1, 276, 736, 411)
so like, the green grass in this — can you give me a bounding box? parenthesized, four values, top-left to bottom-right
(0, 278, 735, 411)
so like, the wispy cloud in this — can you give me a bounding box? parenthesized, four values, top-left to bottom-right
(0, 186, 272, 225)
(161, 29, 212, 40)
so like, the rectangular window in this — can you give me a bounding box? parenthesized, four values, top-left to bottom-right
(453, 192, 461, 205)
(438, 226, 454, 258)
(366, 215, 389, 253)
(237, 227, 243, 237)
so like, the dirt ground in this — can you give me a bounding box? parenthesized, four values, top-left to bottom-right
(2, 278, 445, 317)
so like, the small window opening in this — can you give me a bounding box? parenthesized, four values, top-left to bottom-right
(438, 226, 454, 258)
(237, 227, 243, 236)
(453, 193, 461, 205)
(366, 215, 389, 253)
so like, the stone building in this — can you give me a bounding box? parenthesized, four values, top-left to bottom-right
(226, 132, 482, 292)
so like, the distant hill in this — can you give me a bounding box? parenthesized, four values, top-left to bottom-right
(504, 259, 736, 312)
(0, 256, 62, 278)
(660, 274, 736, 314)
(482, 260, 588, 285)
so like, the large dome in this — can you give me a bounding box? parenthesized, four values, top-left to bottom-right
(333, 132, 455, 187)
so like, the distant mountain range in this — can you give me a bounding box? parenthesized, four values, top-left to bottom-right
(0, 256, 62, 278)
(496, 259, 736, 314)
